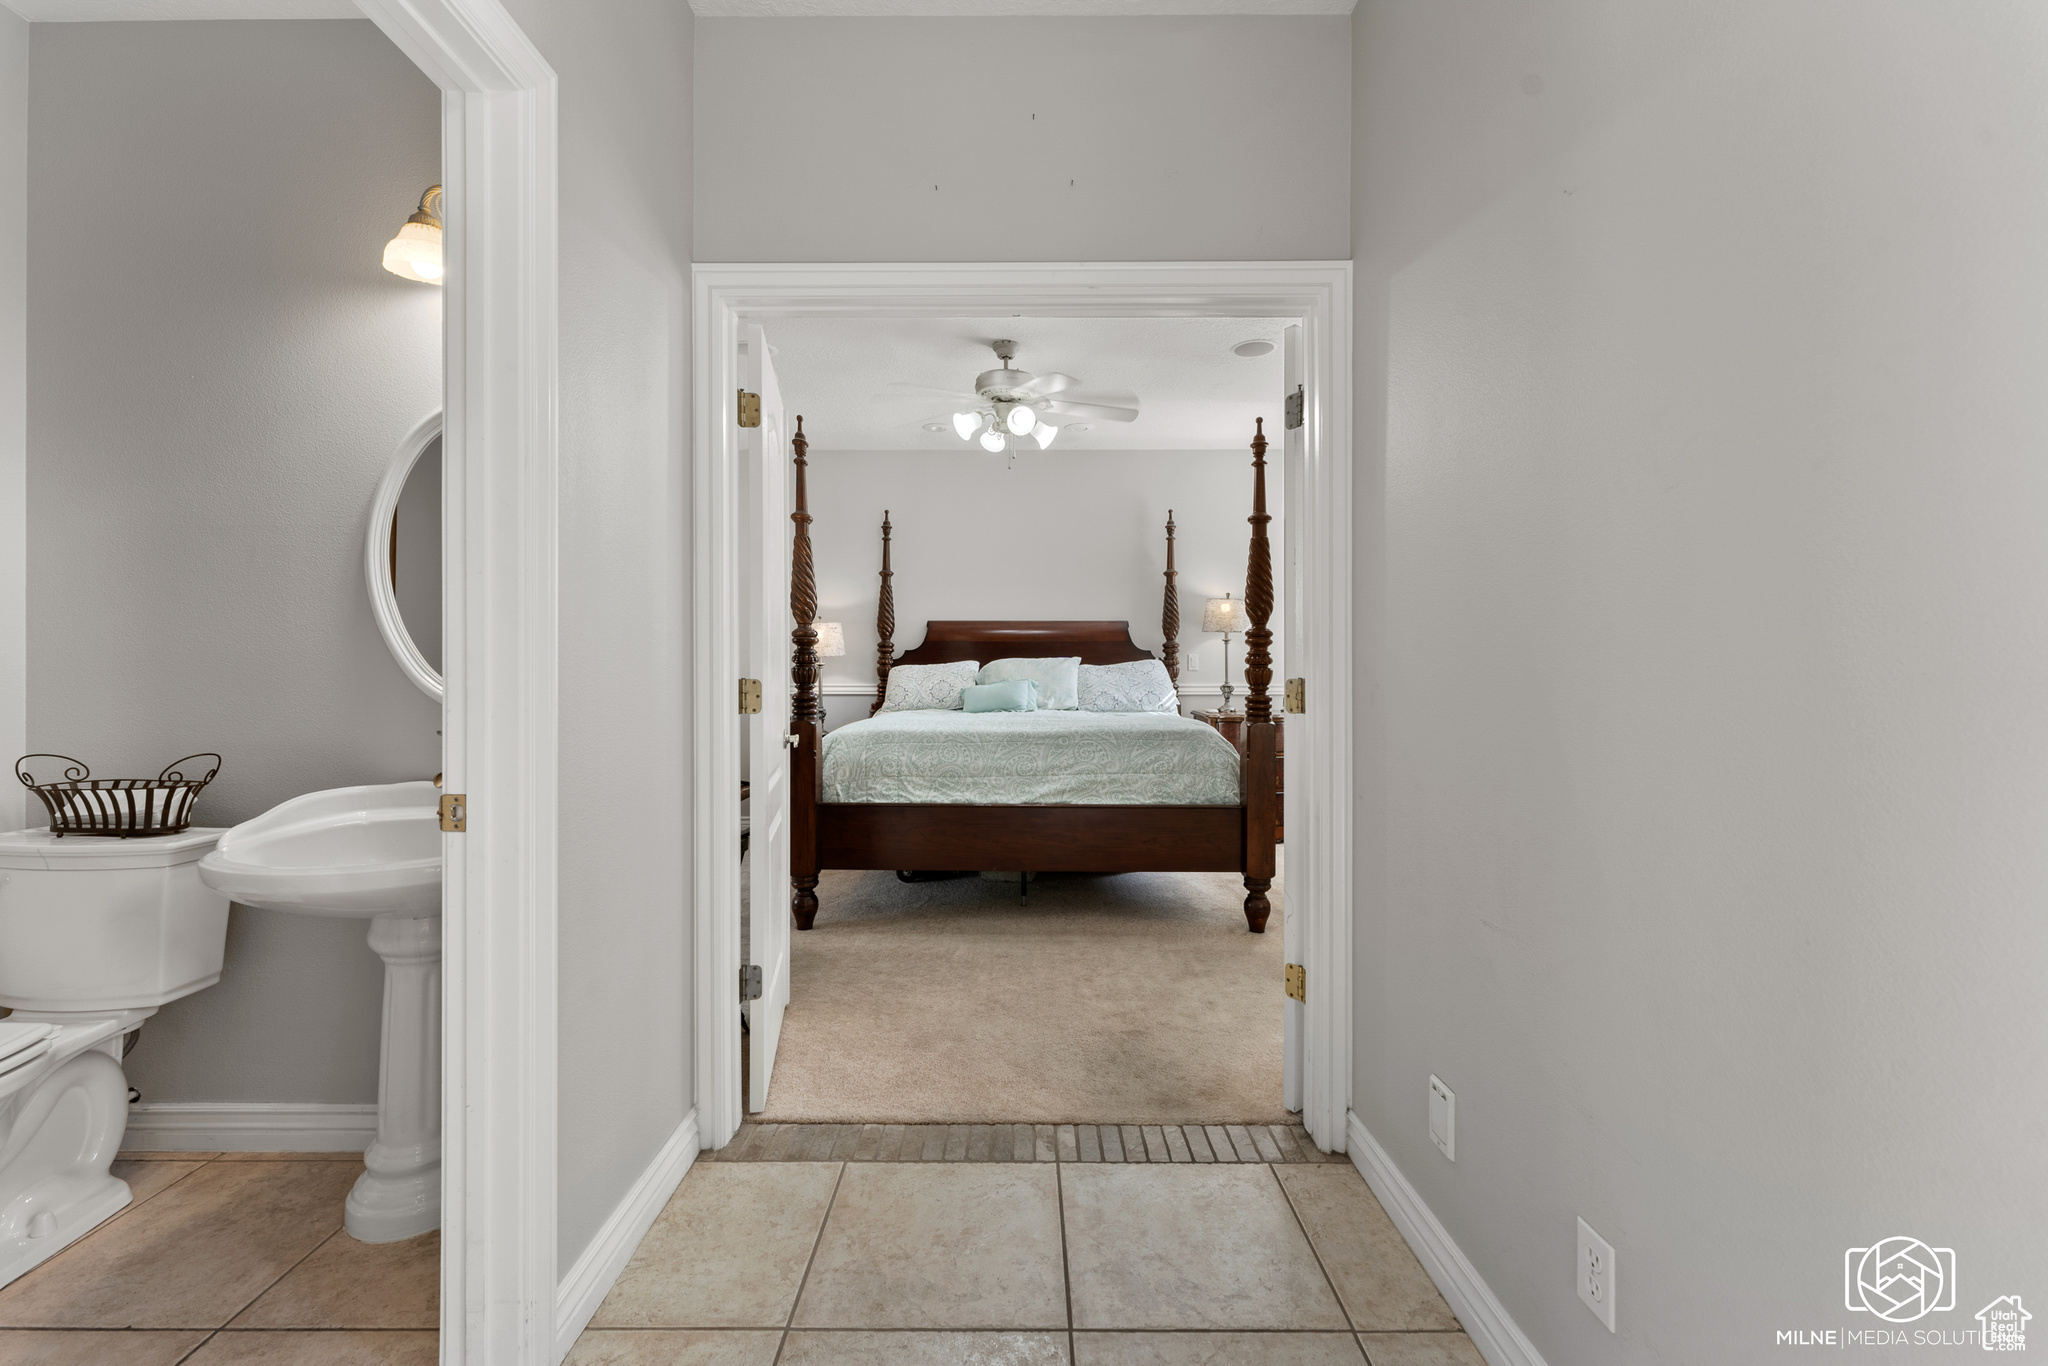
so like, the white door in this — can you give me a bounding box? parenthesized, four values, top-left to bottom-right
(742, 324, 793, 1113)
(1280, 322, 1305, 1114)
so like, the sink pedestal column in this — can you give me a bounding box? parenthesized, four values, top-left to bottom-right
(347, 912, 441, 1243)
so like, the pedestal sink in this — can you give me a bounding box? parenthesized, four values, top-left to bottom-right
(197, 781, 441, 1243)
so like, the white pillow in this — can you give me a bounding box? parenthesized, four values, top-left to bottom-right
(880, 660, 980, 712)
(977, 656, 1082, 710)
(1077, 659, 1179, 713)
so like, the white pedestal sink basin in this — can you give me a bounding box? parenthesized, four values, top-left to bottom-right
(198, 781, 441, 1243)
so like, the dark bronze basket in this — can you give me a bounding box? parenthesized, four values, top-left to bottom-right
(15, 754, 222, 838)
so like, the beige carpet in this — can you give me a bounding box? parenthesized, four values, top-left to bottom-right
(757, 856, 1286, 1125)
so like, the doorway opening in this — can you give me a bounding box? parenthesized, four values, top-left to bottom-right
(694, 264, 1355, 1157)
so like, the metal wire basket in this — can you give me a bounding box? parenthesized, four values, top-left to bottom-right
(15, 753, 222, 838)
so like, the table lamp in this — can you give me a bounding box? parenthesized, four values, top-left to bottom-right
(1202, 594, 1249, 712)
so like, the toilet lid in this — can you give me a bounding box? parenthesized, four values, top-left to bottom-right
(0, 1022, 56, 1066)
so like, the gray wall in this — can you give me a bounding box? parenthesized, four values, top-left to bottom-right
(496, 0, 697, 1274)
(1353, 1, 2048, 1360)
(694, 16, 1350, 262)
(0, 6, 24, 837)
(26, 20, 442, 1105)
(806, 448, 1282, 733)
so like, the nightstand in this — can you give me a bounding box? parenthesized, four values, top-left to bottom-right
(1189, 709, 1285, 843)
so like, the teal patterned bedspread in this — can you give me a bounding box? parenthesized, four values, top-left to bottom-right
(821, 709, 1243, 806)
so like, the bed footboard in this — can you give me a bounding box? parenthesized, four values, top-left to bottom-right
(817, 803, 1245, 873)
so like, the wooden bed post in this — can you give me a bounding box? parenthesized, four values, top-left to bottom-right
(1241, 420, 1278, 933)
(1161, 511, 1180, 688)
(872, 511, 894, 716)
(789, 416, 823, 931)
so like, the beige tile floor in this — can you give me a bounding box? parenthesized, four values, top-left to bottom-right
(0, 1146, 1481, 1366)
(0, 1151, 437, 1366)
(571, 1156, 1485, 1366)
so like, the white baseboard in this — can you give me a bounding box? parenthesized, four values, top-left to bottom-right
(1347, 1110, 1550, 1366)
(553, 1109, 700, 1364)
(123, 1102, 377, 1152)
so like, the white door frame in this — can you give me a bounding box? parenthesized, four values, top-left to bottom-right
(691, 262, 1355, 1152)
(353, 2, 559, 1361)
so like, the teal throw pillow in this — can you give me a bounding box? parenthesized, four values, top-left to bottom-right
(961, 679, 1039, 713)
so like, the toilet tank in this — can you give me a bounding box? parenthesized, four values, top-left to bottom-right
(0, 828, 230, 1012)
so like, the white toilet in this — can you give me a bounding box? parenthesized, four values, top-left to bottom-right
(0, 826, 230, 1287)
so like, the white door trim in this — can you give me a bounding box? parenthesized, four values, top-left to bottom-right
(352, 2, 560, 1361)
(690, 262, 1354, 1152)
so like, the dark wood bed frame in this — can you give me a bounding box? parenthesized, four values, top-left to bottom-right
(787, 419, 1279, 933)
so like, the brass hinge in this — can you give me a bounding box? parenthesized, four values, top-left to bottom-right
(737, 390, 761, 428)
(1284, 385, 1305, 431)
(1285, 963, 1306, 1003)
(739, 678, 762, 714)
(741, 964, 763, 1002)
(439, 793, 467, 832)
(1285, 678, 1306, 714)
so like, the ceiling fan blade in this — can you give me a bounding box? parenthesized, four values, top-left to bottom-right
(1039, 396, 1140, 423)
(1012, 372, 1079, 398)
(877, 382, 985, 405)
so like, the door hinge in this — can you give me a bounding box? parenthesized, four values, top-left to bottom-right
(741, 964, 763, 1001)
(737, 390, 761, 428)
(739, 678, 762, 714)
(1285, 962, 1306, 1003)
(1285, 678, 1306, 714)
(439, 793, 467, 832)
(1284, 385, 1305, 431)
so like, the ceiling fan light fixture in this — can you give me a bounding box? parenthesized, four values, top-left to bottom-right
(979, 428, 1006, 453)
(952, 411, 982, 440)
(1005, 403, 1035, 436)
(1033, 423, 1059, 449)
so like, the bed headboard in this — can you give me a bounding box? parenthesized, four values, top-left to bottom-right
(893, 621, 1155, 668)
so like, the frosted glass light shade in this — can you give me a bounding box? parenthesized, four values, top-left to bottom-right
(814, 621, 845, 657)
(1203, 595, 1248, 634)
(1006, 404, 1036, 435)
(979, 428, 1005, 452)
(1033, 423, 1059, 449)
(382, 221, 444, 284)
(952, 411, 981, 440)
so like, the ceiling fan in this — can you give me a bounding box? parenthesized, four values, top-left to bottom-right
(880, 340, 1141, 452)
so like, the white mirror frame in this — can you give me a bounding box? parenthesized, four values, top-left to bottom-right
(367, 409, 445, 702)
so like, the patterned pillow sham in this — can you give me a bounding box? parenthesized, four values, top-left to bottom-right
(880, 659, 981, 712)
(1076, 659, 1179, 714)
(977, 656, 1082, 710)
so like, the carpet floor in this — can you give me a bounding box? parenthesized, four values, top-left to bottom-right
(756, 856, 1286, 1125)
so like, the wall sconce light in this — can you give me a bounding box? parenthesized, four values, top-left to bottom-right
(382, 184, 444, 285)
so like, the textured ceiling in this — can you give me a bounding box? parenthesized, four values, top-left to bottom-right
(767, 315, 1290, 452)
(694, 0, 1350, 14)
(4, 0, 355, 17)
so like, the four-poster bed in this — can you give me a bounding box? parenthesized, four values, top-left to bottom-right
(786, 419, 1281, 933)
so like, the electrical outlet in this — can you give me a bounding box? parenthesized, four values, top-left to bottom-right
(1428, 1075, 1455, 1161)
(1578, 1217, 1616, 1332)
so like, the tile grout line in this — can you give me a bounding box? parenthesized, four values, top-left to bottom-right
(772, 1159, 847, 1365)
(1055, 1158, 1075, 1364)
(212, 1223, 351, 1337)
(1268, 1162, 1358, 1337)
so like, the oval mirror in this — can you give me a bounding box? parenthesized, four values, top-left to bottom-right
(367, 411, 444, 702)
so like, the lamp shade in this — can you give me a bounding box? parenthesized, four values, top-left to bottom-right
(1203, 595, 1249, 634)
(383, 184, 445, 285)
(814, 621, 846, 657)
